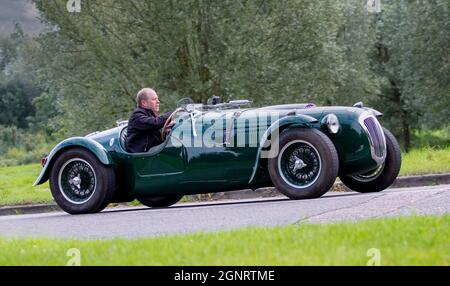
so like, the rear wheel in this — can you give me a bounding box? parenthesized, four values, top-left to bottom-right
(49, 148, 115, 214)
(268, 128, 339, 199)
(340, 127, 401, 193)
(137, 195, 183, 208)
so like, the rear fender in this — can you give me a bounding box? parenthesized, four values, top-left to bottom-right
(33, 137, 114, 186)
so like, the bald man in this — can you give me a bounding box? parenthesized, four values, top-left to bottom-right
(126, 88, 173, 153)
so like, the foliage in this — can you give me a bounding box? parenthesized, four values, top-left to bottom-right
(29, 0, 380, 135)
(0, 26, 42, 129)
(412, 127, 450, 149)
(370, 0, 450, 151)
(0, 125, 54, 166)
(0, 24, 24, 71)
(0, 26, 58, 159)
(0, 77, 41, 128)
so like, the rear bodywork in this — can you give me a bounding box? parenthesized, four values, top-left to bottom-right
(34, 104, 386, 201)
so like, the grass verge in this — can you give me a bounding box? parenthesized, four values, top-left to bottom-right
(399, 146, 450, 176)
(0, 164, 51, 206)
(0, 215, 448, 265)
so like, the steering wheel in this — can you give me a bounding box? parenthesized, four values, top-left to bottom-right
(161, 107, 185, 141)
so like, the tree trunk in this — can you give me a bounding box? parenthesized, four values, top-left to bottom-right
(402, 120, 410, 153)
(197, 0, 211, 103)
(390, 78, 410, 152)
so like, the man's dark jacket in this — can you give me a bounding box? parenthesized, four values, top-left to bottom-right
(126, 107, 172, 153)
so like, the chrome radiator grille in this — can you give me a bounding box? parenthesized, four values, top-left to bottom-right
(363, 116, 386, 158)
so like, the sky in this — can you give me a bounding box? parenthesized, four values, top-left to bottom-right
(0, 0, 44, 36)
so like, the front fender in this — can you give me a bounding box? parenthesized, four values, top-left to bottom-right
(248, 114, 318, 184)
(33, 137, 114, 186)
(363, 107, 383, 117)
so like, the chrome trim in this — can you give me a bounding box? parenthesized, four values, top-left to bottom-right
(351, 162, 385, 182)
(85, 131, 99, 137)
(116, 120, 128, 127)
(358, 112, 387, 166)
(293, 158, 307, 172)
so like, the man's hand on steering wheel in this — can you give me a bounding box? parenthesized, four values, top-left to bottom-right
(166, 120, 175, 128)
(161, 107, 185, 141)
(164, 119, 175, 131)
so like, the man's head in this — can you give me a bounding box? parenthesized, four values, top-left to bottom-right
(136, 88, 160, 112)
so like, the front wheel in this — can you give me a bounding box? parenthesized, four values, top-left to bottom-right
(137, 195, 183, 208)
(268, 128, 339, 200)
(340, 127, 402, 193)
(49, 148, 116, 214)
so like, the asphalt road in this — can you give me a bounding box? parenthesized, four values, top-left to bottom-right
(1, 184, 449, 239)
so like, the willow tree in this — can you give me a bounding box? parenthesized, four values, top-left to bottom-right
(370, 0, 450, 151)
(30, 0, 405, 138)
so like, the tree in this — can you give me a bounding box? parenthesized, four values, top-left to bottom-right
(32, 0, 366, 134)
(370, 0, 450, 152)
(30, 0, 448, 146)
(0, 25, 42, 129)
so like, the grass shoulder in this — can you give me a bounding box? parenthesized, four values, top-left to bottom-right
(0, 215, 448, 265)
(0, 163, 51, 206)
(400, 146, 450, 176)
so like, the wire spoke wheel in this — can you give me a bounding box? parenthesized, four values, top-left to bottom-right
(58, 158, 97, 204)
(278, 140, 321, 189)
(50, 148, 115, 214)
(268, 128, 339, 200)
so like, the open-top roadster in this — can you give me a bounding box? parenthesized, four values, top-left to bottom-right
(34, 98, 401, 214)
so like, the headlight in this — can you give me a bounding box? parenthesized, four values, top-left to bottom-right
(323, 114, 340, 134)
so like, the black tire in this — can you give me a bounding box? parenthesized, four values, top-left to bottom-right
(268, 128, 339, 199)
(137, 195, 183, 208)
(49, 148, 115, 214)
(340, 127, 402, 193)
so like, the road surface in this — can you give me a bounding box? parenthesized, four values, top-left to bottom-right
(0, 184, 449, 239)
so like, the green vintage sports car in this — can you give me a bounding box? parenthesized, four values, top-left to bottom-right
(34, 99, 401, 214)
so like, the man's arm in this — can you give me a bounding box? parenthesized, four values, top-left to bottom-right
(131, 110, 172, 131)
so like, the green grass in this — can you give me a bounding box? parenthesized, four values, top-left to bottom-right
(0, 164, 52, 206)
(412, 128, 450, 149)
(0, 147, 449, 206)
(400, 146, 450, 176)
(0, 215, 448, 265)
